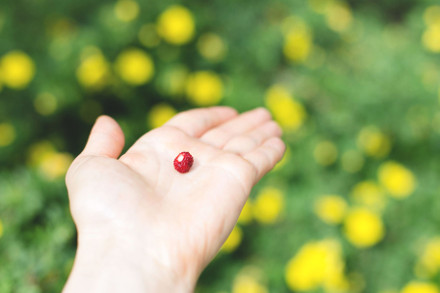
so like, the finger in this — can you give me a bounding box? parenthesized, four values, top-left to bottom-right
(223, 121, 282, 155)
(80, 115, 125, 158)
(200, 107, 272, 148)
(164, 106, 238, 137)
(242, 137, 286, 183)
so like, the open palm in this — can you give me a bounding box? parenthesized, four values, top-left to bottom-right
(65, 107, 285, 288)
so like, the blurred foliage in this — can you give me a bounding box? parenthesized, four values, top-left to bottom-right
(1, 0, 440, 292)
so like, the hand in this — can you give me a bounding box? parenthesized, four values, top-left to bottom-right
(63, 107, 285, 292)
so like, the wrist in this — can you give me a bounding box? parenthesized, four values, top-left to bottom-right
(63, 232, 196, 293)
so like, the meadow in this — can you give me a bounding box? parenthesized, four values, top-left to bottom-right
(1, 0, 440, 292)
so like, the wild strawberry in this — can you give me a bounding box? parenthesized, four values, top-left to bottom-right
(174, 152, 194, 173)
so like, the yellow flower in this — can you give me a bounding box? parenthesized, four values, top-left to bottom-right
(314, 140, 338, 166)
(283, 21, 313, 63)
(401, 282, 439, 293)
(424, 6, 440, 26)
(253, 187, 284, 224)
(34, 92, 57, 116)
(233, 275, 268, 293)
(39, 152, 73, 180)
(1, 51, 35, 89)
(28, 141, 56, 166)
(115, 48, 154, 85)
(265, 85, 306, 131)
(76, 48, 110, 89)
(221, 226, 242, 253)
(325, 1, 353, 33)
(0, 123, 16, 147)
(343, 207, 384, 248)
(422, 5, 440, 53)
(415, 237, 440, 277)
(341, 149, 364, 173)
(238, 200, 253, 225)
(157, 5, 195, 45)
(378, 161, 416, 198)
(138, 24, 161, 48)
(0, 218, 3, 238)
(350, 181, 386, 211)
(197, 33, 227, 62)
(357, 126, 391, 158)
(186, 71, 223, 106)
(114, 0, 139, 22)
(147, 103, 177, 129)
(314, 195, 347, 225)
(422, 24, 440, 53)
(27, 141, 73, 180)
(285, 239, 348, 292)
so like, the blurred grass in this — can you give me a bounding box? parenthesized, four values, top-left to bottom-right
(1, 0, 440, 292)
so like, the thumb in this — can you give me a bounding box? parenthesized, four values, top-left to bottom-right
(81, 115, 125, 158)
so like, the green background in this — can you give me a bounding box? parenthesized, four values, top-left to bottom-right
(1, 0, 440, 292)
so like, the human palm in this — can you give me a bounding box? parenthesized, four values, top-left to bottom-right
(65, 107, 285, 289)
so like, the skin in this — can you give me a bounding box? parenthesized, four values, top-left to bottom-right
(63, 106, 285, 292)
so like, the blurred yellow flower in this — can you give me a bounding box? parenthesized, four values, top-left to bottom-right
(283, 20, 313, 63)
(221, 226, 242, 253)
(115, 48, 154, 85)
(401, 281, 439, 293)
(186, 71, 223, 106)
(415, 237, 440, 277)
(422, 25, 440, 53)
(157, 5, 195, 45)
(325, 1, 353, 33)
(39, 152, 73, 180)
(147, 103, 177, 129)
(378, 161, 416, 198)
(253, 187, 284, 224)
(0, 123, 16, 147)
(238, 200, 253, 225)
(27, 141, 73, 180)
(34, 92, 57, 116)
(357, 126, 391, 158)
(314, 195, 347, 225)
(1, 51, 35, 89)
(350, 181, 386, 211)
(28, 141, 56, 166)
(423, 6, 440, 26)
(265, 85, 306, 131)
(76, 48, 110, 89)
(0, 218, 3, 238)
(314, 140, 338, 166)
(138, 24, 161, 48)
(285, 239, 348, 292)
(233, 275, 268, 293)
(343, 207, 384, 248)
(197, 33, 227, 62)
(114, 0, 139, 22)
(341, 149, 364, 173)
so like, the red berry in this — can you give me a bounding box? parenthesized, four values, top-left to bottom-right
(174, 152, 194, 173)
